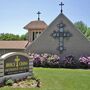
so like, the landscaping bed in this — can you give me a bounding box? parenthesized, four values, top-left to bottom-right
(0, 76, 41, 88)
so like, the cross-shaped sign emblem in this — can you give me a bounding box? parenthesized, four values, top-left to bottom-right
(52, 23, 72, 53)
(15, 56, 20, 69)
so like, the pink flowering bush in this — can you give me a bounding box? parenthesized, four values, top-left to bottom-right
(33, 54, 41, 67)
(61, 55, 77, 68)
(31, 54, 77, 68)
(29, 53, 90, 69)
(32, 53, 61, 68)
(79, 56, 90, 68)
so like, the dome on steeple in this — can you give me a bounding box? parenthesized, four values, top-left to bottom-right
(24, 20, 47, 30)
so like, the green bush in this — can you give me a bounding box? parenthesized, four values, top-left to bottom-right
(4, 78, 14, 86)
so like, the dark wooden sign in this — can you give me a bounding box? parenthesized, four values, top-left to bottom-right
(0, 52, 33, 83)
(4, 55, 29, 75)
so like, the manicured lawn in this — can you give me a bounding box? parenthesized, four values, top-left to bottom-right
(1, 68, 90, 90)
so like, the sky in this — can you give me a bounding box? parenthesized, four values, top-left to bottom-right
(0, 0, 90, 35)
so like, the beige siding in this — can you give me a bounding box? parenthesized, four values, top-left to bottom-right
(0, 49, 25, 56)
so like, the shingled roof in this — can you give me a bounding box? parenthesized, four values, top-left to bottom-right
(0, 41, 30, 49)
(24, 20, 47, 30)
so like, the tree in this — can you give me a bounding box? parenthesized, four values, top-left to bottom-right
(20, 33, 28, 40)
(74, 21, 87, 34)
(0, 33, 29, 40)
(85, 28, 90, 37)
(0, 33, 26, 40)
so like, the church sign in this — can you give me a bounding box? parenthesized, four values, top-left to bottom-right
(4, 55, 29, 75)
(0, 52, 33, 83)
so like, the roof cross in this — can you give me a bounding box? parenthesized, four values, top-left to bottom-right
(59, 2, 64, 13)
(37, 11, 41, 21)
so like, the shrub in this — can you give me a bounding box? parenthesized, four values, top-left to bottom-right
(33, 54, 77, 68)
(4, 78, 14, 86)
(32, 53, 90, 69)
(79, 56, 90, 68)
(61, 55, 77, 68)
(48, 56, 60, 68)
(33, 54, 41, 67)
(41, 54, 60, 68)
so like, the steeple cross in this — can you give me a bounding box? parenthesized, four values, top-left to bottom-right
(59, 2, 64, 13)
(15, 56, 20, 68)
(37, 11, 41, 20)
(52, 23, 72, 53)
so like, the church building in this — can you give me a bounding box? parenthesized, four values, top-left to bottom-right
(0, 2, 90, 58)
(26, 2, 90, 58)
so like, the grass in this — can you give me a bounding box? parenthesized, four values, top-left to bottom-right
(1, 68, 90, 90)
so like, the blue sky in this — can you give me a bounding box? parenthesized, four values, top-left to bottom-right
(0, 0, 90, 35)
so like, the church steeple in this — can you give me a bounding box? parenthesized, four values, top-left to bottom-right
(59, 2, 64, 13)
(24, 11, 47, 42)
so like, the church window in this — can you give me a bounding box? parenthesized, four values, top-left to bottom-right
(52, 22, 71, 53)
(39, 32, 41, 34)
(32, 31, 42, 41)
(59, 27, 64, 32)
(33, 32, 35, 40)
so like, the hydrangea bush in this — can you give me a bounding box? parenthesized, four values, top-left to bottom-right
(61, 55, 77, 68)
(31, 53, 61, 68)
(29, 53, 90, 69)
(79, 56, 90, 68)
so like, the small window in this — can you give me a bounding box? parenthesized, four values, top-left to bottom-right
(39, 32, 41, 34)
(59, 27, 64, 32)
(33, 32, 35, 40)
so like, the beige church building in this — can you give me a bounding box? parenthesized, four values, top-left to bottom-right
(0, 4, 90, 58)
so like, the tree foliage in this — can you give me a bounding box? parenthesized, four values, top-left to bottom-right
(0, 33, 27, 40)
(85, 28, 90, 37)
(74, 21, 87, 34)
(74, 21, 90, 40)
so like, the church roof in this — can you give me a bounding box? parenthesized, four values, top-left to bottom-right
(24, 20, 47, 30)
(0, 41, 30, 49)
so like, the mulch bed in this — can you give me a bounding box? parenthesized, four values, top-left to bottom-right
(0, 77, 41, 88)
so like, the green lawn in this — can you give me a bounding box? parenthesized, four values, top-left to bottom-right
(1, 68, 90, 90)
